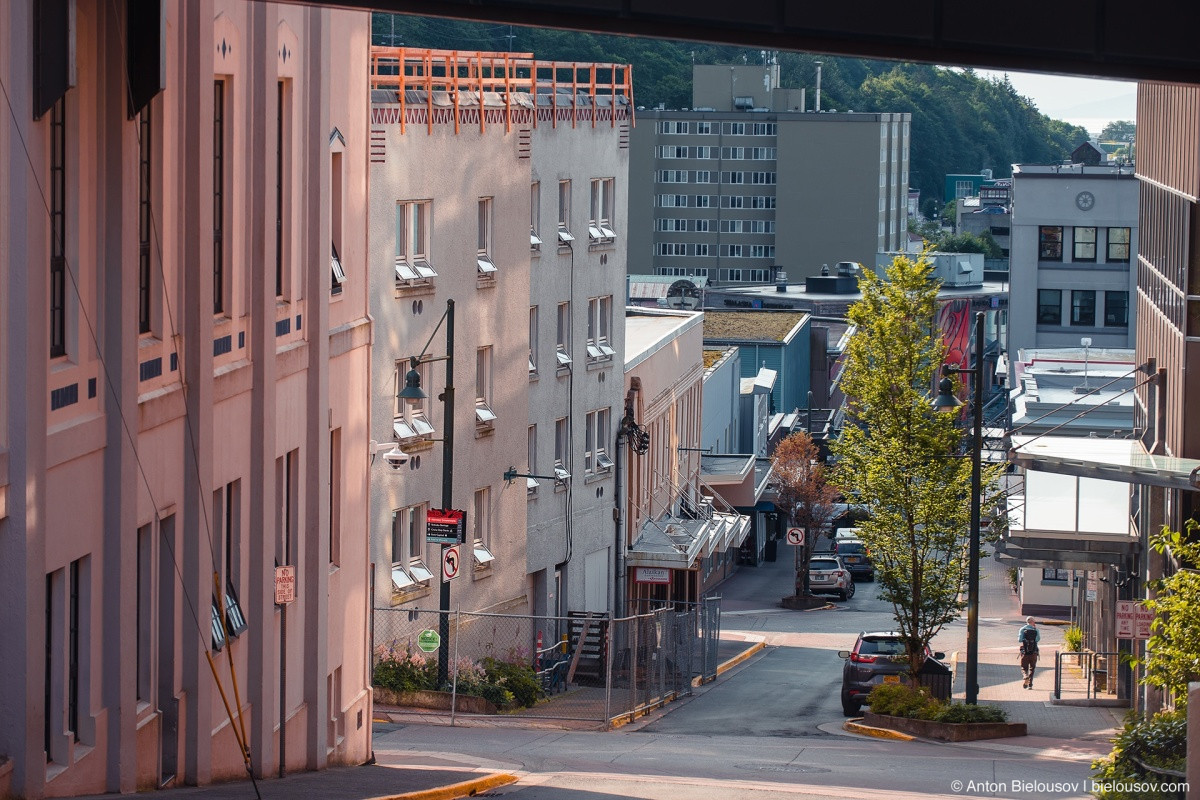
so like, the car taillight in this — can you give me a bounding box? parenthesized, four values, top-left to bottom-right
(850, 652, 876, 663)
(837, 570, 846, 578)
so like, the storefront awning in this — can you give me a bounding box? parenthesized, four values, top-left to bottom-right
(1011, 435, 1200, 491)
(627, 510, 750, 570)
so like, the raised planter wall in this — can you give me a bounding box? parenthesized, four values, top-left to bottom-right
(373, 687, 498, 715)
(863, 711, 1027, 742)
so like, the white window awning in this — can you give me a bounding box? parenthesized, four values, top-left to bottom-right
(395, 262, 419, 281)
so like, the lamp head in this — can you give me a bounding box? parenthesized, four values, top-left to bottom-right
(397, 366, 426, 406)
(932, 371, 962, 411)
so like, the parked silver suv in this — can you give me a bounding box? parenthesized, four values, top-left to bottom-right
(806, 555, 855, 601)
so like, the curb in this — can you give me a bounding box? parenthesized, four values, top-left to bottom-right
(691, 639, 766, 687)
(367, 772, 520, 800)
(842, 719, 915, 742)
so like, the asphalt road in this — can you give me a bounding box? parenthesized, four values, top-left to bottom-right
(373, 549, 1099, 799)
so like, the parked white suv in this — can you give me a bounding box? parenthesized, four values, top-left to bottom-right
(806, 555, 855, 601)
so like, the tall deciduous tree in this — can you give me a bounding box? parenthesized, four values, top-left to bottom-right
(832, 252, 1002, 675)
(772, 432, 839, 598)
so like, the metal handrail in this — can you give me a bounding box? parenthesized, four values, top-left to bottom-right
(1053, 650, 1122, 700)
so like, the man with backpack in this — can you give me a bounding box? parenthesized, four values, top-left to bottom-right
(1018, 617, 1040, 689)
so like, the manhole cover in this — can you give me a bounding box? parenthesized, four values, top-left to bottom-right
(734, 763, 831, 774)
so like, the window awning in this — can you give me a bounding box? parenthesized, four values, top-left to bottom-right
(1011, 435, 1200, 491)
(626, 510, 750, 570)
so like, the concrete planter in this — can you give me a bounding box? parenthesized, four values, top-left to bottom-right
(863, 711, 1027, 742)
(373, 686, 499, 715)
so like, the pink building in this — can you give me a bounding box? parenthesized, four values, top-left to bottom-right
(621, 309, 749, 612)
(0, 2, 373, 797)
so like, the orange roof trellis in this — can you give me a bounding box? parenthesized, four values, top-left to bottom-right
(368, 46, 635, 134)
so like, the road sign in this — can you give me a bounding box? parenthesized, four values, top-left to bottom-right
(442, 544, 462, 582)
(1116, 600, 1154, 640)
(786, 527, 805, 546)
(417, 629, 441, 653)
(427, 508, 465, 544)
(274, 565, 295, 605)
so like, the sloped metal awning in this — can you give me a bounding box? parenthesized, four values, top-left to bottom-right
(627, 510, 750, 570)
(1010, 435, 1200, 492)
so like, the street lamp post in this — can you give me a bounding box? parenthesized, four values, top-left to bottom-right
(398, 299, 455, 687)
(933, 311, 985, 705)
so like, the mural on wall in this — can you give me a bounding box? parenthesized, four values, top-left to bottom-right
(937, 298, 972, 400)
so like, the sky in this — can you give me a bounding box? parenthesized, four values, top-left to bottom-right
(974, 69, 1137, 139)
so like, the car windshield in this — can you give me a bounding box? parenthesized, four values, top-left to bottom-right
(809, 559, 839, 571)
(858, 638, 907, 656)
(838, 542, 866, 555)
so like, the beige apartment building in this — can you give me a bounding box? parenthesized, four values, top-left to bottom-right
(0, 3, 373, 797)
(628, 64, 910, 285)
(365, 50, 633, 622)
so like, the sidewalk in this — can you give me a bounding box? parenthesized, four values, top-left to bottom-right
(947, 564, 1124, 761)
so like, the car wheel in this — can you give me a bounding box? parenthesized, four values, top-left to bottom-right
(845, 581, 856, 599)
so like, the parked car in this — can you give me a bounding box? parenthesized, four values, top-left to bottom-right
(815, 526, 861, 553)
(806, 555, 855, 601)
(837, 631, 946, 716)
(834, 539, 874, 581)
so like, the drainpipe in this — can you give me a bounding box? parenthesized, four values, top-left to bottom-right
(614, 422, 627, 618)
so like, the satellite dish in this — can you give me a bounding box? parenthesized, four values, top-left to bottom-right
(666, 279, 700, 310)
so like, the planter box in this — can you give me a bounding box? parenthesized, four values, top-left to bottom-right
(373, 687, 498, 715)
(863, 711, 1027, 742)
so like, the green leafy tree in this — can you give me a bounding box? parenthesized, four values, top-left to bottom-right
(1140, 519, 1200, 706)
(938, 231, 1002, 259)
(1100, 120, 1136, 143)
(832, 251, 1003, 676)
(772, 431, 839, 598)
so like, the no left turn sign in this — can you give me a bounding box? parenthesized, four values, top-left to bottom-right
(442, 544, 462, 581)
(786, 527, 805, 546)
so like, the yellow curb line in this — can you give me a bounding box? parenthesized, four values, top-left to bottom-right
(608, 693, 679, 728)
(691, 640, 766, 687)
(1036, 618, 1070, 626)
(843, 719, 915, 742)
(368, 771, 519, 800)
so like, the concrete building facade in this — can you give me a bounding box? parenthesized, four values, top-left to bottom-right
(1007, 163, 1139, 359)
(0, 2, 374, 797)
(365, 49, 633, 622)
(628, 65, 909, 286)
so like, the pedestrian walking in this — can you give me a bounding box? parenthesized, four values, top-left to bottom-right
(1018, 616, 1040, 689)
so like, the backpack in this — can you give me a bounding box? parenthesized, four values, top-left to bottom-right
(1020, 627, 1038, 656)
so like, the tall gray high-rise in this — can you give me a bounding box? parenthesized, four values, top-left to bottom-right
(628, 64, 910, 285)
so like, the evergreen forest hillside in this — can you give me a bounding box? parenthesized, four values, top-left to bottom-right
(372, 15, 1091, 209)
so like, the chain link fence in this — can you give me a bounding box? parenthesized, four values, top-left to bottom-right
(372, 600, 720, 727)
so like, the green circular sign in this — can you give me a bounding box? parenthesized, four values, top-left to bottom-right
(417, 629, 441, 653)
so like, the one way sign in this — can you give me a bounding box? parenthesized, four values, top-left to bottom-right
(442, 544, 461, 582)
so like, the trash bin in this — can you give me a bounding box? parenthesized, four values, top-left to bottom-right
(919, 656, 953, 701)
(1092, 669, 1109, 694)
(764, 538, 777, 562)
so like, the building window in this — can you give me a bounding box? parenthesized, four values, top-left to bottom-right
(1073, 226, 1097, 262)
(475, 346, 496, 427)
(695, 243, 710, 257)
(1038, 226, 1063, 261)
(556, 302, 572, 368)
(585, 407, 613, 474)
(329, 430, 341, 566)
(136, 525, 153, 702)
(695, 219, 711, 232)
(476, 197, 497, 275)
(1037, 289, 1062, 325)
(695, 145, 713, 158)
(657, 243, 687, 256)
(213, 80, 228, 315)
(527, 425, 539, 494)
(394, 201, 436, 282)
(49, 97, 67, 358)
(1105, 291, 1129, 327)
(1107, 227, 1131, 262)
(390, 506, 432, 592)
(586, 296, 615, 360)
(589, 178, 616, 241)
(473, 488, 495, 570)
(138, 104, 154, 333)
(530, 182, 541, 250)
(275, 80, 291, 299)
(1042, 568, 1070, 582)
(695, 195, 712, 208)
(955, 179, 974, 199)
(1071, 290, 1096, 326)
(554, 417, 571, 482)
(330, 149, 345, 295)
(558, 180, 573, 242)
(529, 306, 538, 375)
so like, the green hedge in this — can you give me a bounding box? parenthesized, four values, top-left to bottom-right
(866, 684, 1008, 723)
(1091, 709, 1186, 800)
